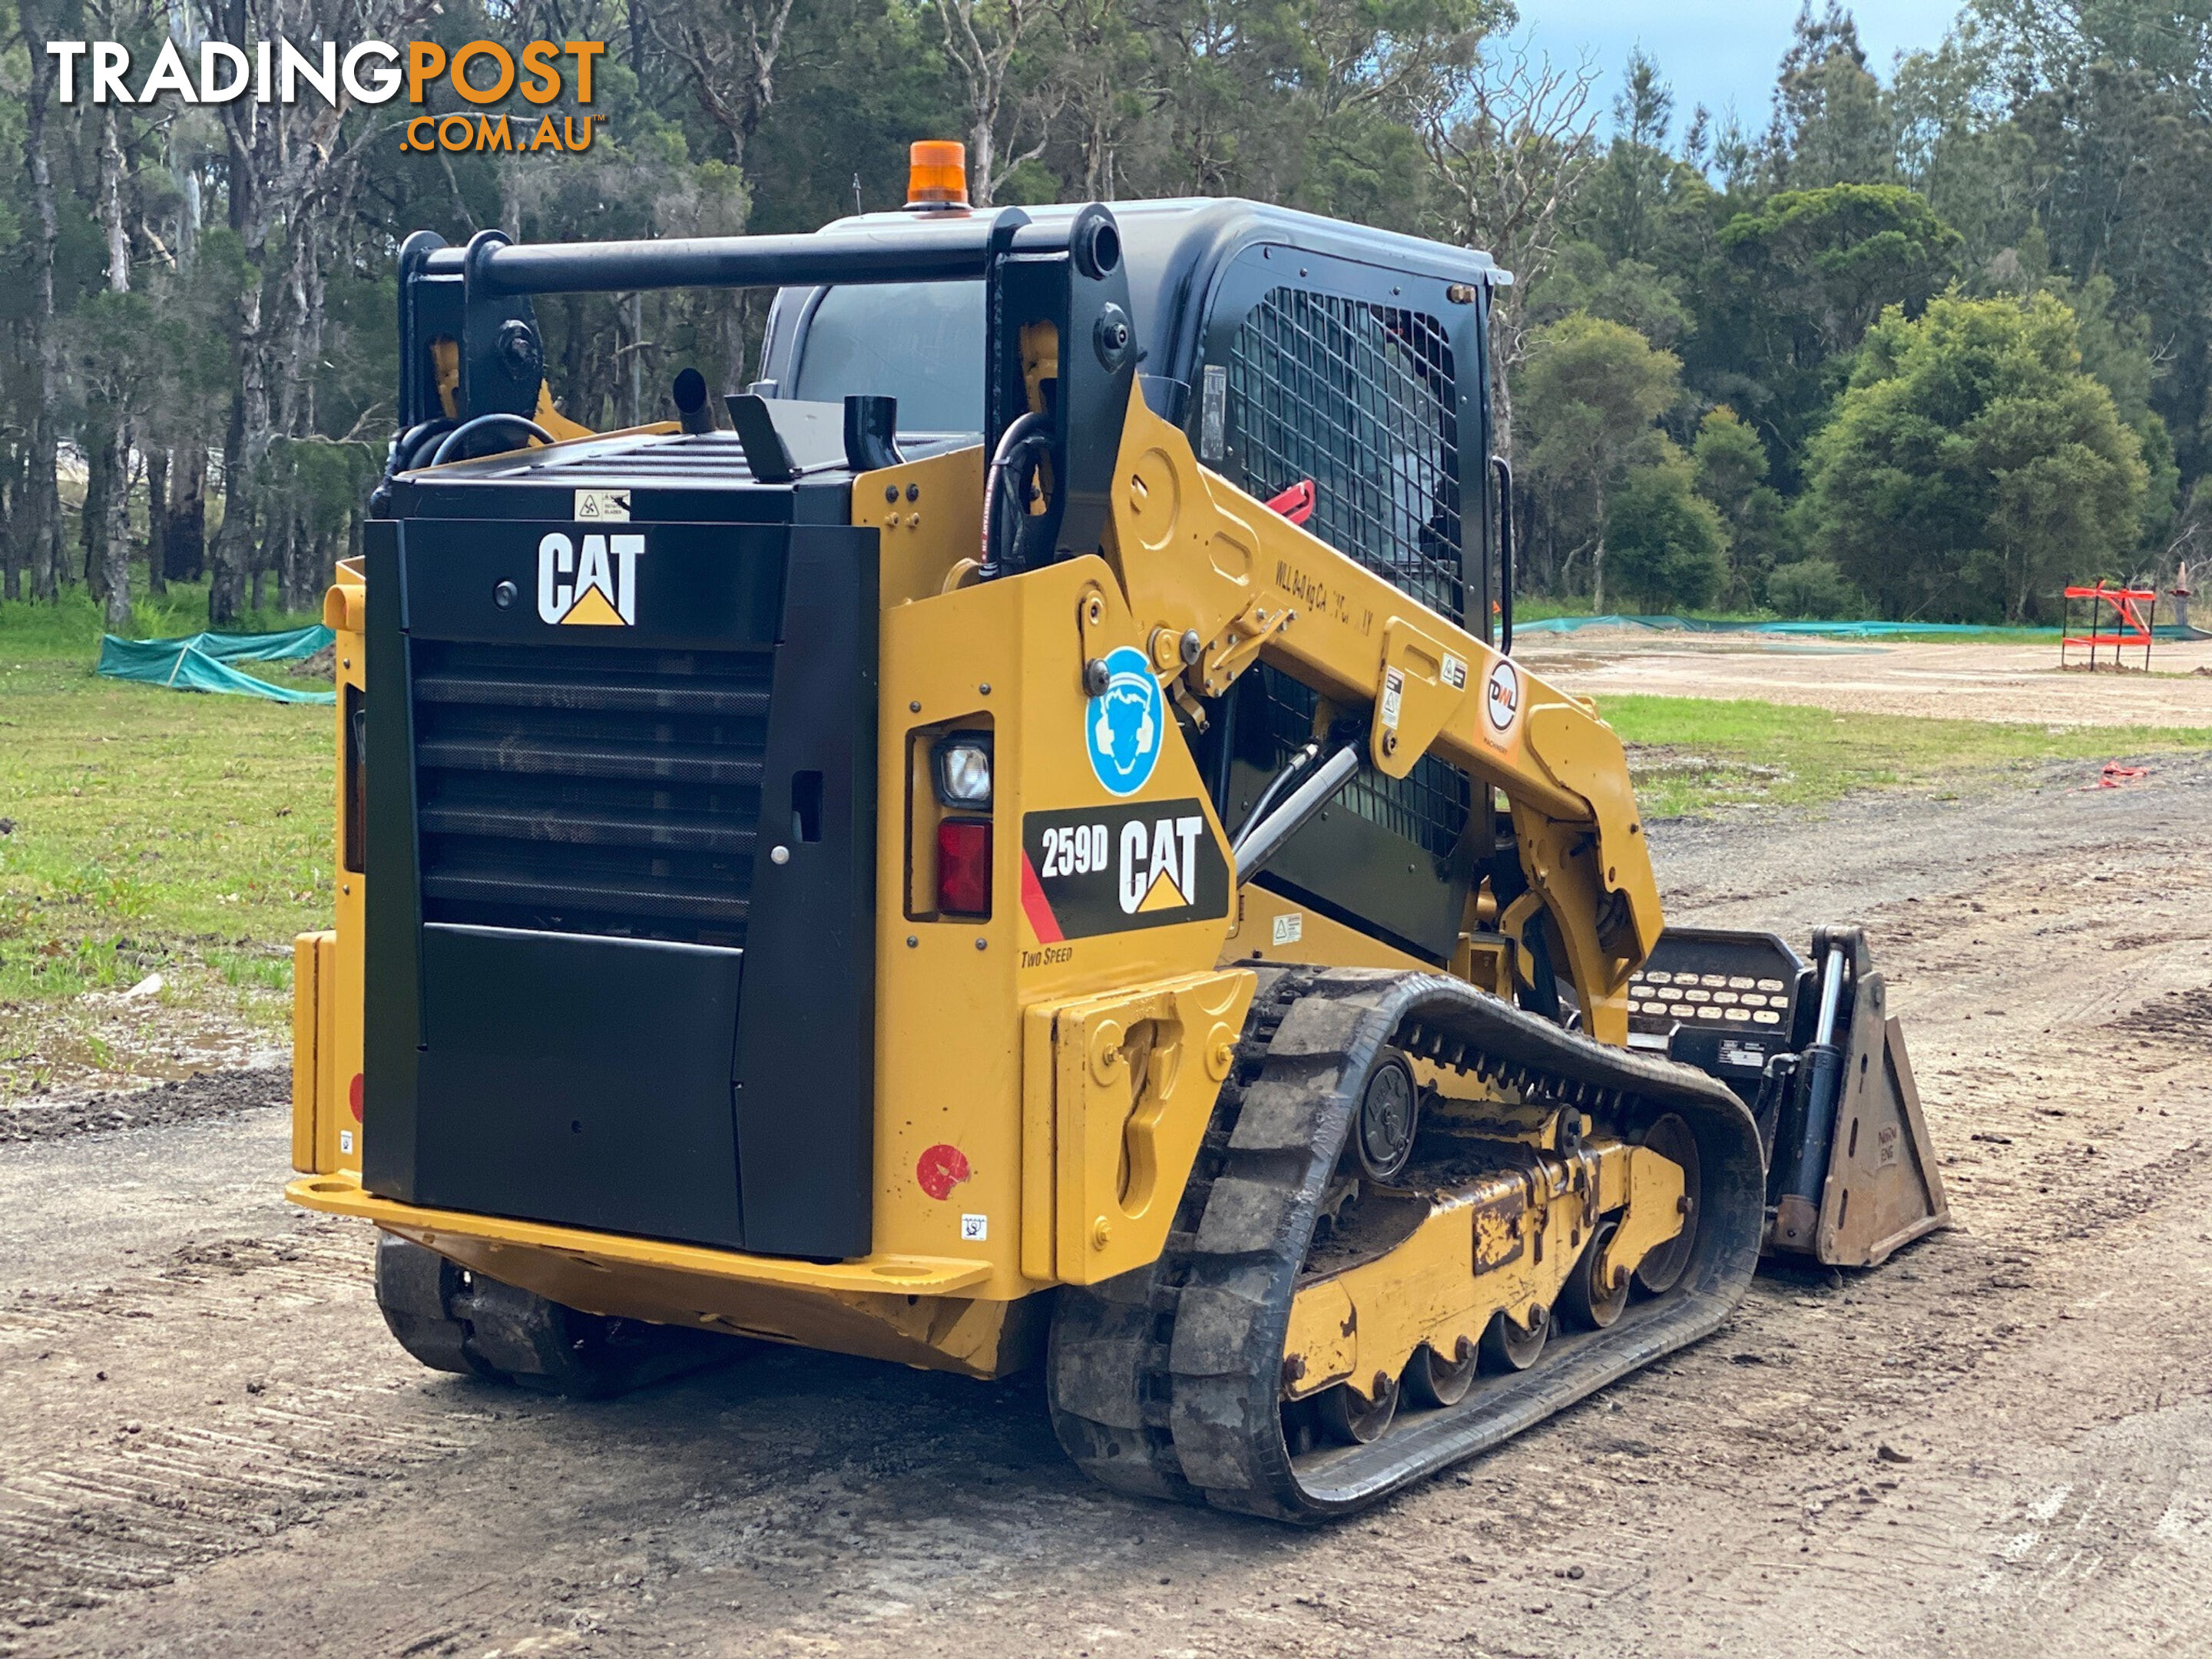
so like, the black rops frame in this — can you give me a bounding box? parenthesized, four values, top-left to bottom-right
(392, 210, 1137, 551)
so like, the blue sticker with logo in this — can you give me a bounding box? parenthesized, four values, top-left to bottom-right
(1086, 645, 1164, 797)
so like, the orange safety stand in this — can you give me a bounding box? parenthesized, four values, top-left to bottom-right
(2060, 581, 2158, 672)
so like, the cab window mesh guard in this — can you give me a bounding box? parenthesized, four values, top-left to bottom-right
(1227, 286, 1470, 863)
(1227, 288, 1463, 620)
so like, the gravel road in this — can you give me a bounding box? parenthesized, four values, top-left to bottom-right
(1516, 630, 2212, 727)
(5, 756, 2209, 1659)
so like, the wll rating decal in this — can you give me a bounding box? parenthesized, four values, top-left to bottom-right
(1019, 798, 1230, 941)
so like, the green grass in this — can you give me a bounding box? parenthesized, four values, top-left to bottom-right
(0, 592, 331, 1094)
(1606, 694, 2212, 818)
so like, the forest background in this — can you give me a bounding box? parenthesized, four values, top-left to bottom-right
(0, 0, 2206, 630)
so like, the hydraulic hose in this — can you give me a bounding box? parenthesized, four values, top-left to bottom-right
(1230, 740, 1322, 854)
(428, 413, 555, 469)
(1773, 943, 1849, 1247)
(1233, 744, 1362, 884)
(982, 410, 1052, 576)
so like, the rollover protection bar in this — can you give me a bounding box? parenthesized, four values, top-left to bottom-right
(392, 207, 1138, 570)
(413, 211, 1085, 296)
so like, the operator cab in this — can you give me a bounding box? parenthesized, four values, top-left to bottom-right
(757, 191, 1508, 963)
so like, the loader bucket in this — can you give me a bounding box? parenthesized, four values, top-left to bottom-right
(1766, 928, 1949, 1267)
(1625, 926, 1949, 1270)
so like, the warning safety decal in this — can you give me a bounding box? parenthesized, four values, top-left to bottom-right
(1019, 798, 1230, 942)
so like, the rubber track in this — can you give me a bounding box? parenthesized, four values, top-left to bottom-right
(1048, 967, 1766, 1523)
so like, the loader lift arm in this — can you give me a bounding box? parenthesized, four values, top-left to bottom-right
(1088, 384, 1657, 1043)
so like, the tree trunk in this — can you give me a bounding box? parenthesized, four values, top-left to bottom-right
(209, 396, 253, 624)
(1591, 485, 1608, 611)
(166, 448, 206, 581)
(1489, 296, 1518, 467)
(270, 504, 302, 612)
(207, 0, 264, 629)
(102, 422, 134, 631)
(91, 94, 134, 624)
(22, 0, 64, 602)
(146, 448, 168, 596)
(100, 102, 131, 294)
(84, 438, 109, 596)
(969, 108, 999, 208)
(0, 442, 16, 602)
(626, 293, 644, 426)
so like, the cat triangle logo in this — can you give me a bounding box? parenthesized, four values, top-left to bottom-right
(560, 584, 624, 627)
(1136, 866, 1190, 912)
(537, 531, 645, 626)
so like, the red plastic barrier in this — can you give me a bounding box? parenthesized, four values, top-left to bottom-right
(2061, 582, 2158, 671)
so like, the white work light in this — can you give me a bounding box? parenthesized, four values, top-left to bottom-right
(934, 733, 993, 808)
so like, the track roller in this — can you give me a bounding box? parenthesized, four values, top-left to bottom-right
(1480, 1306, 1549, 1371)
(1404, 1338, 1478, 1408)
(1316, 1375, 1399, 1445)
(1561, 1219, 1630, 1330)
(1631, 1114, 1699, 1294)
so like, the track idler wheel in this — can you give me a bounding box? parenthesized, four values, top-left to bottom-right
(1352, 1050, 1419, 1182)
(1480, 1306, 1549, 1372)
(1631, 1113, 1700, 1295)
(1317, 1373, 1399, 1445)
(1403, 1337, 1479, 1408)
(1561, 1219, 1631, 1330)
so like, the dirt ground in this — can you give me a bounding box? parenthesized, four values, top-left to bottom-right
(1518, 629, 2212, 727)
(5, 757, 2211, 1658)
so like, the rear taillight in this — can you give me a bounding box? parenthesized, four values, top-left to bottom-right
(936, 819, 992, 916)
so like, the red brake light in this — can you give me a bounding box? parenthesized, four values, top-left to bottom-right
(936, 819, 992, 916)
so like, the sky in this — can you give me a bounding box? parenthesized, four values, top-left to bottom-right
(1514, 1, 1964, 141)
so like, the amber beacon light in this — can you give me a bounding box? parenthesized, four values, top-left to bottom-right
(905, 141, 970, 210)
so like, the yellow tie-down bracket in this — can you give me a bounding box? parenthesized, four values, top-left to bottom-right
(1022, 969, 1256, 1284)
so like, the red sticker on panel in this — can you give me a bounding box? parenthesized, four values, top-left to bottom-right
(349, 1073, 365, 1123)
(916, 1143, 972, 1200)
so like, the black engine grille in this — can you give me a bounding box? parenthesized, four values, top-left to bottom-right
(411, 640, 770, 945)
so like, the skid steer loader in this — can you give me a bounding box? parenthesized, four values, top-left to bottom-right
(287, 145, 1948, 1521)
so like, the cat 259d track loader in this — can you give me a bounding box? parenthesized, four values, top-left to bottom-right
(287, 144, 1948, 1522)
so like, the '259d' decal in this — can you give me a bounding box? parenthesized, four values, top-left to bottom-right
(1019, 799, 1230, 942)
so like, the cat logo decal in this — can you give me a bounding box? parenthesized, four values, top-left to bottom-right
(537, 531, 644, 626)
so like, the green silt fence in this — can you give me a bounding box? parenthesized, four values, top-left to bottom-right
(96, 625, 336, 705)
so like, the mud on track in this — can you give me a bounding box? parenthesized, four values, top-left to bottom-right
(5, 758, 2210, 1658)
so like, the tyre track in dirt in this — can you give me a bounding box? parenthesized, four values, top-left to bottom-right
(0, 1224, 489, 1646)
(4, 757, 2210, 1657)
